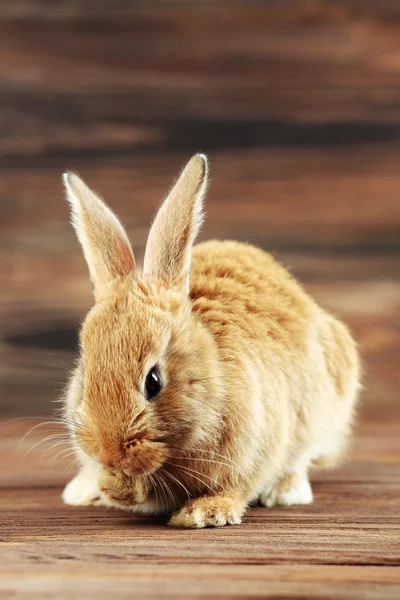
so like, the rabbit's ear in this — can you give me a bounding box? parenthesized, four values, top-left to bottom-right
(143, 154, 208, 294)
(63, 173, 135, 296)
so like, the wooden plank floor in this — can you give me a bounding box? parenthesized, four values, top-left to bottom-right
(1, 1, 400, 598)
(1, 415, 400, 598)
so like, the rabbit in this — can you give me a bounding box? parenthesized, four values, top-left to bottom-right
(61, 154, 361, 528)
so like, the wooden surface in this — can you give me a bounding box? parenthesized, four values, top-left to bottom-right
(1, 416, 400, 598)
(1, 1, 400, 598)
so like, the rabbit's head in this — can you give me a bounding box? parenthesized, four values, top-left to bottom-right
(63, 156, 221, 478)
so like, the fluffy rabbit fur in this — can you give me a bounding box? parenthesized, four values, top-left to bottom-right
(62, 155, 360, 528)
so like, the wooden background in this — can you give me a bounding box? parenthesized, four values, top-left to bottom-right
(1, 0, 400, 420)
(0, 1, 399, 598)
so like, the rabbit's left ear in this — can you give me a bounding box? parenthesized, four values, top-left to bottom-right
(143, 154, 208, 295)
(64, 173, 135, 297)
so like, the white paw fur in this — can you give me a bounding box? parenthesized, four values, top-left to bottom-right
(62, 472, 101, 506)
(260, 474, 313, 508)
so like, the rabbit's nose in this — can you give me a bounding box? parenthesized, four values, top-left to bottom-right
(122, 438, 142, 475)
(124, 438, 140, 450)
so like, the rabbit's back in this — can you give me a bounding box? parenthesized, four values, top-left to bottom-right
(190, 240, 314, 352)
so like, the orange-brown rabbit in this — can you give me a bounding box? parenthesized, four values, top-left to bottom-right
(62, 155, 361, 527)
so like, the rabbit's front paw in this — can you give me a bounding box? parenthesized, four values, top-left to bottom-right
(62, 472, 102, 506)
(260, 473, 313, 507)
(98, 468, 147, 507)
(169, 495, 244, 528)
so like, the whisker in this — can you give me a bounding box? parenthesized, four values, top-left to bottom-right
(153, 470, 170, 510)
(170, 455, 245, 478)
(140, 467, 150, 496)
(57, 416, 87, 430)
(51, 449, 78, 466)
(18, 421, 67, 446)
(167, 462, 222, 495)
(40, 440, 72, 462)
(0, 416, 57, 428)
(177, 463, 226, 490)
(159, 470, 178, 511)
(63, 457, 80, 476)
(160, 468, 190, 506)
(22, 433, 69, 459)
(51, 409, 88, 430)
(189, 449, 239, 468)
(154, 471, 169, 510)
(168, 445, 239, 469)
(149, 473, 160, 508)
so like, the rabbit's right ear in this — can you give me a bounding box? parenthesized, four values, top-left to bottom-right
(64, 173, 135, 297)
(143, 154, 208, 295)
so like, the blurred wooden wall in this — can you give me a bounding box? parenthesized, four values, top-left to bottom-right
(0, 0, 399, 417)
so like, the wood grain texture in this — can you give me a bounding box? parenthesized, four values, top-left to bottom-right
(1, 1, 399, 597)
(1, 418, 399, 598)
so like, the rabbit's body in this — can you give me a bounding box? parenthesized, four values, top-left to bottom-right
(61, 155, 360, 527)
(188, 240, 359, 509)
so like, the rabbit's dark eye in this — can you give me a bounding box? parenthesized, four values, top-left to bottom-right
(145, 366, 163, 400)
